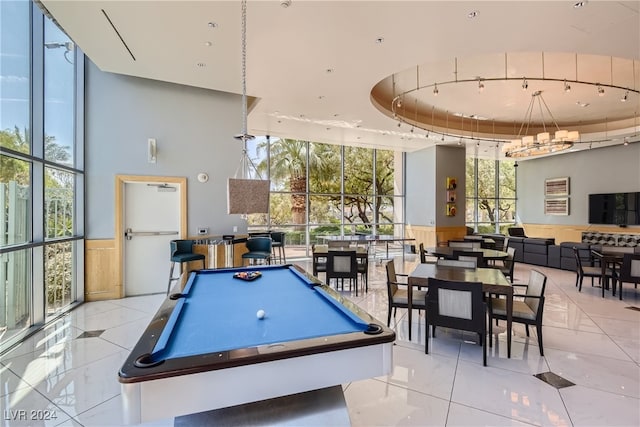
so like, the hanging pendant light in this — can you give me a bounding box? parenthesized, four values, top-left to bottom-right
(227, 0, 270, 215)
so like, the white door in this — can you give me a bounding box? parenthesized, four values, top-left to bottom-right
(123, 182, 180, 296)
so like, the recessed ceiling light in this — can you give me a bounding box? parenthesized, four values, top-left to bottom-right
(375, 37, 384, 44)
(467, 10, 479, 18)
(208, 22, 218, 28)
(204, 41, 212, 47)
(196, 62, 206, 67)
(574, 1, 588, 8)
(325, 68, 334, 74)
(576, 101, 590, 107)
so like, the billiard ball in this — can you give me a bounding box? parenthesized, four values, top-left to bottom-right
(256, 309, 265, 319)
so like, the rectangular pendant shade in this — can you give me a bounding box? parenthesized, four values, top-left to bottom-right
(227, 178, 270, 214)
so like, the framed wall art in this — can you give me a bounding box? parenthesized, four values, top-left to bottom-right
(545, 177, 570, 197)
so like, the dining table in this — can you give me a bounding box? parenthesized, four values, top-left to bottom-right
(408, 263, 514, 358)
(318, 235, 416, 262)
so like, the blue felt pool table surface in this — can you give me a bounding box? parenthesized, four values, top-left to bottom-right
(119, 264, 395, 384)
(153, 265, 369, 361)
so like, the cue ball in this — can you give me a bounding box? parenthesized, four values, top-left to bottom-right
(256, 309, 266, 319)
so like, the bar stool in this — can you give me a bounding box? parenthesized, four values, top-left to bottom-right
(270, 231, 286, 263)
(241, 237, 272, 266)
(167, 239, 205, 294)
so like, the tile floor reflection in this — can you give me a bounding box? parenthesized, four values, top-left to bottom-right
(1, 258, 638, 426)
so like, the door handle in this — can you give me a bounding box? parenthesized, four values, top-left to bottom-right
(125, 228, 179, 240)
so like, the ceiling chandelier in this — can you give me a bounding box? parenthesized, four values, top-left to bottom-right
(502, 90, 580, 158)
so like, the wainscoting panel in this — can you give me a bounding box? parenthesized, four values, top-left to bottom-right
(85, 239, 120, 301)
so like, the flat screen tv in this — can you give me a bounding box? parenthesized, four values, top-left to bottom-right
(588, 192, 640, 225)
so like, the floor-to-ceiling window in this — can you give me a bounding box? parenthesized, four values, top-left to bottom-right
(465, 157, 516, 234)
(0, 1, 84, 353)
(247, 137, 405, 258)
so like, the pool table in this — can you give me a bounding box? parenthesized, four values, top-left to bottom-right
(119, 264, 395, 424)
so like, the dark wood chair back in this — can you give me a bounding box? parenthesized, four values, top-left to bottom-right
(618, 253, 640, 300)
(452, 250, 485, 268)
(425, 278, 487, 365)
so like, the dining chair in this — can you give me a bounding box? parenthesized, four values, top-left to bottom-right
(453, 250, 485, 268)
(418, 242, 436, 264)
(167, 239, 206, 295)
(385, 260, 427, 327)
(356, 245, 369, 292)
(425, 278, 487, 366)
(419, 242, 427, 263)
(448, 241, 476, 249)
(311, 244, 327, 277)
(496, 246, 516, 283)
(573, 246, 606, 293)
(590, 250, 619, 297)
(241, 237, 272, 266)
(326, 250, 359, 295)
(618, 253, 640, 300)
(436, 259, 476, 269)
(488, 269, 547, 356)
(328, 240, 352, 249)
(501, 237, 510, 252)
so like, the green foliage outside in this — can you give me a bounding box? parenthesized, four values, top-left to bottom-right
(254, 138, 396, 231)
(2, 127, 74, 309)
(466, 157, 517, 232)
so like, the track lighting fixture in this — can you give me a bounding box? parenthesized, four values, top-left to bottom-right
(621, 91, 629, 102)
(387, 52, 638, 157)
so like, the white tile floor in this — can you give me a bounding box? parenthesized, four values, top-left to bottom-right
(1, 258, 639, 426)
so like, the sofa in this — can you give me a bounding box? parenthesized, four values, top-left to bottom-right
(495, 232, 640, 271)
(523, 238, 556, 266)
(558, 242, 592, 271)
(506, 236, 555, 266)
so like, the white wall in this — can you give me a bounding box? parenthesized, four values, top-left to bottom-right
(405, 145, 466, 227)
(85, 60, 248, 239)
(517, 143, 640, 228)
(406, 146, 436, 226)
